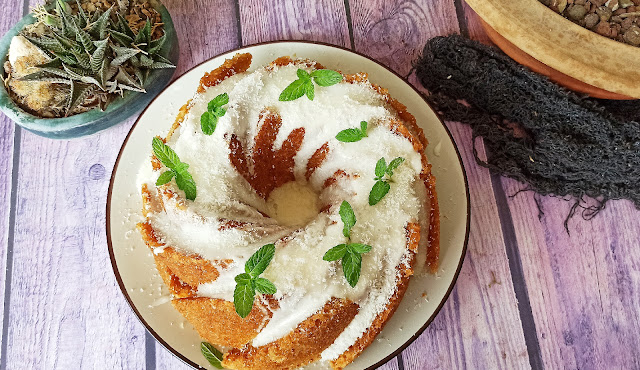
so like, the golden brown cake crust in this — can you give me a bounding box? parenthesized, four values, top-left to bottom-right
(329, 223, 420, 370)
(172, 297, 275, 348)
(137, 53, 440, 370)
(222, 298, 359, 370)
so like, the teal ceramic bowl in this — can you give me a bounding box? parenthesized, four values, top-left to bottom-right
(0, 0, 179, 139)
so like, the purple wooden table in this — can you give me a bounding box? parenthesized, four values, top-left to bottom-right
(1, 1, 639, 369)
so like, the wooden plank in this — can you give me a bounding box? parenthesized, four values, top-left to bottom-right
(167, 0, 242, 76)
(0, 0, 24, 356)
(238, 0, 351, 47)
(461, 8, 640, 369)
(350, 0, 459, 76)
(348, 0, 532, 368)
(4, 123, 148, 368)
(153, 0, 242, 367)
(0, 117, 15, 350)
(401, 122, 530, 369)
(2, 1, 151, 367)
(500, 178, 640, 369)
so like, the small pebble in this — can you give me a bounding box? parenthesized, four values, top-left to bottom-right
(623, 24, 640, 44)
(584, 12, 601, 26)
(607, 0, 620, 10)
(619, 0, 635, 7)
(597, 5, 614, 20)
(596, 20, 613, 35)
(621, 16, 634, 30)
(568, 4, 589, 18)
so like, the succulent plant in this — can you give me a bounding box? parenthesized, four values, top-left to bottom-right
(17, 0, 174, 116)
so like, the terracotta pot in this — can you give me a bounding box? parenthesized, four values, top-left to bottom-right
(480, 20, 633, 100)
(466, 0, 640, 100)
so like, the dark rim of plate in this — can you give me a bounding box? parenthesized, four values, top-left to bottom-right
(106, 39, 471, 370)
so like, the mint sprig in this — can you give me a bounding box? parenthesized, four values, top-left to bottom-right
(233, 244, 277, 318)
(324, 201, 372, 287)
(201, 342, 224, 369)
(279, 68, 343, 101)
(339, 200, 356, 238)
(336, 121, 368, 142)
(200, 93, 229, 135)
(369, 157, 405, 205)
(152, 137, 197, 200)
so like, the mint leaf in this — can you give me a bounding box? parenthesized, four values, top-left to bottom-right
(201, 342, 224, 369)
(155, 170, 175, 186)
(304, 81, 315, 101)
(297, 68, 311, 80)
(201, 93, 228, 135)
(279, 79, 309, 101)
(209, 92, 229, 110)
(374, 158, 387, 178)
(254, 277, 277, 295)
(369, 180, 390, 205)
(336, 128, 364, 142)
(281, 69, 342, 101)
(339, 201, 356, 238)
(310, 69, 343, 86)
(175, 171, 197, 201)
(233, 244, 278, 318)
(342, 250, 362, 287)
(213, 106, 226, 117)
(245, 243, 275, 278)
(152, 137, 181, 169)
(233, 282, 255, 318)
(323, 244, 348, 261)
(234, 272, 252, 284)
(349, 243, 372, 254)
(360, 121, 368, 137)
(201, 111, 217, 135)
(386, 157, 405, 176)
(152, 138, 197, 201)
(174, 162, 189, 173)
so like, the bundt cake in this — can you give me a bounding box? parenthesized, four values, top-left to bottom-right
(136, 53, 439, 370)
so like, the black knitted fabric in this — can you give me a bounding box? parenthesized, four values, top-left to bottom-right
(415, 35, 640, 225)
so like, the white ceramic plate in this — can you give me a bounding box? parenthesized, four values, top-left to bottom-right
(107, 41, 469, 370)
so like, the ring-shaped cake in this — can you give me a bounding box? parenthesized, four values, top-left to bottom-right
(136, 53, 439, 370)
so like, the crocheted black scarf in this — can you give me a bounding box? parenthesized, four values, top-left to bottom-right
(415, 35, 640, 228)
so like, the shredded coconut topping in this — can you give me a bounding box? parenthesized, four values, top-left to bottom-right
(138, 61, 429, 362)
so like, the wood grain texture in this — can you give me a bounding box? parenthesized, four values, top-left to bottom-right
(2, 4, 147, 367)
(401, 123, 530, 369)
(3, 122, 148, 369)
(348, 1, 531, 368)
(0, 0, 24, 355)
(0, 118, 15, 350)
(350, 0, 459, 76)
(238, 0, 351, 47)
(461, 7, 640, 369)
(500, 177, 640, 369)
(163, 0, 241, 76)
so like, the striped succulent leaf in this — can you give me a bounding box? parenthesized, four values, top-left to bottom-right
(17, 0, 175, 116)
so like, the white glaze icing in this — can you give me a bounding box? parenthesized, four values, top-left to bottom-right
(139, 60, 430, 363)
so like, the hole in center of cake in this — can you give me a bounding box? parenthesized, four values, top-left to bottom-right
(265, 181, 319, 227)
